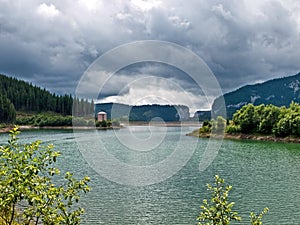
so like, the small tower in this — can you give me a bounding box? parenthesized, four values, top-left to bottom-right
(97, 111, 107, 122)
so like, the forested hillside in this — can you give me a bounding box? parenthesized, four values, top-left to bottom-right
(0, 74, 94, 123)
(212, 72, 300, 118)
(95, 103, 190, 121)
(0, 94, 16, 123)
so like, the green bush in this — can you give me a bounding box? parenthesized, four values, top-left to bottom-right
(199, 125, 211, 134)
(233, 104, 256, 133)
(198, 175, 268, 225)
(198, 175, 241, 225)
(0, 127, 90, 224)
(73, 117, 87, 126)
(203, 120, 211, 127)
(87, 119, 95, 126)
(274, 117, 290, 137)
(257, 105, 280, 134)
(95, 120, 115, 128)
(226, 124, 241, 134)
(232, 102, 300, 137)
(16, 114, 73, 127)
(16, 115, 35, 125)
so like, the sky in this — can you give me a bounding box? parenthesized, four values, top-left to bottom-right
(1, 0, 300, 113)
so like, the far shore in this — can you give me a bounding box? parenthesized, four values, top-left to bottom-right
(225, 133, 300, 144)
(186, 129, 300, 144)
(120, 121, 202, 127)
(0, 125, 122, 133)
(2, 124, 299, 144)
(0, 121, 201, 133)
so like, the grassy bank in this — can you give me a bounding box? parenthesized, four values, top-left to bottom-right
(187, 102, 300, 144)
(187, 128, 300, 144)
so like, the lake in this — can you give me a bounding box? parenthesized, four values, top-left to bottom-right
(1, 126, 300, 224)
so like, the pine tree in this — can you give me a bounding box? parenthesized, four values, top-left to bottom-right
(0, 94, 16, 123)
(0, 74, 94, 116)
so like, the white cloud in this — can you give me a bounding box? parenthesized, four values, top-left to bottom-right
(211, 4, 233, 20)
(1, 0, 300, 100)
(168, 16, 190, 29)
(96, 76, 212, 114)
(37, 3, 60, 19)
(131, 0, 162, 11)
(78, 0, 103, 12)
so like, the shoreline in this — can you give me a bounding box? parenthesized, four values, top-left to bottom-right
(0, 125, 122, 133)
(120, 121, 202, 127)
(225, 133, 300, 144)
(2, 125, 299, 144)
(0, 122, 201, 133)
(186, 130, 300, 144)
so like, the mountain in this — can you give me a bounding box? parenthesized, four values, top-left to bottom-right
(193, 110, 211, 121)
(95, 103, 190, 121)
(212, 72, 300, 118)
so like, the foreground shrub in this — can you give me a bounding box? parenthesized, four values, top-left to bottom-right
(0, 127, 90, 225)
(198, 175, 268, 225)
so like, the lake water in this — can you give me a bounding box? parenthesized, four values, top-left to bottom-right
(1, 127, 300, 224)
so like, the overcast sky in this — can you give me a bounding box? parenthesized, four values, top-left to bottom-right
(1, 0, 300, 112)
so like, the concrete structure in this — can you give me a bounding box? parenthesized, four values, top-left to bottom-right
(97, 111, 107, 122)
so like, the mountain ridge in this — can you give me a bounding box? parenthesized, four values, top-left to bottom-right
(212, 72, 300, 118)
(95, 102, 190, 121)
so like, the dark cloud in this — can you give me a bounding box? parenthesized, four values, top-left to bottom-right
(0, 0, 300, 106)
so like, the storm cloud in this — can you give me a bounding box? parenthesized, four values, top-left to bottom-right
(0, 0, 300, 111)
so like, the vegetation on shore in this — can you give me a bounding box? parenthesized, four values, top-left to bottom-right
(227, 102, 300, 137)
(0, 74, 123, 130)
(16, 113, 94, 127)
(0, 128, 90, 224)
(197, 175, 268, 225)
(190, 102, 300, 142)
(0, 114, 120, 133)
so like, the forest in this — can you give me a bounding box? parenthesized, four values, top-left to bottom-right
(0, 94, 16, 124)
(0, 74, 94, 124)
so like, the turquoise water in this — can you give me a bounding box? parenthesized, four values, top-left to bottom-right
(1, 127, 300, 224)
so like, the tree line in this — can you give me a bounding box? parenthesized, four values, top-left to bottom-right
(0, 74, 94, 124)
(196, 102, 300, 138)
(0, 94, 16, 124)
(228, 102, 300, 137)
